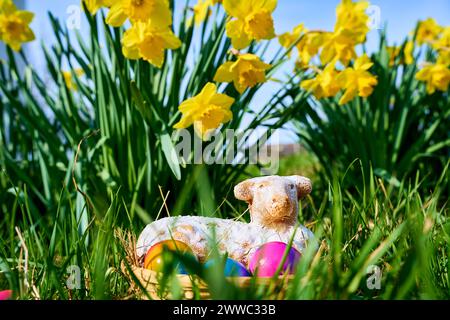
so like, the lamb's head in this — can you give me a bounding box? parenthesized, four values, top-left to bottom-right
(234, 175, 312, 231)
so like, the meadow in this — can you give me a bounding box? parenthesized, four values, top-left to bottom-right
(0, 0, 449, 300)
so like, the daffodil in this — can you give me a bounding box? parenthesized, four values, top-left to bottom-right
(317, 0, 370, 66)
(415, 63, 450, 94)
(192, 0, 212, 25)
(106, 0, 172, 27)
(387, 46, 401, 67)
(82, 0, 114, 14)
(335, 0, 370, 44)
(214, 53, 271, 93)
(337, 54, 378, 105)
(0, 0, 14, 13)
(63, 68, 85, 91)
(404, 40, 415, 65)
(320, 30, 357, 66)
(0, 0, 35, 51)
(296, 31, 327, 68)
(433, 26, 450, 51)
(387, 41, 414, 66)
(279, 23, 306, 50)
(437, 50, 450, 67)
(223, 0, 277, 49)
(122, 20, 181, 67)
(300, 63, 341, 100)
(432, 27, 450, 66)
(416, 18, 442, 45)
(174, 83, 234, 139)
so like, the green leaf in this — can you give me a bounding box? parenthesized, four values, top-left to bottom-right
(160, 132, 181, 180)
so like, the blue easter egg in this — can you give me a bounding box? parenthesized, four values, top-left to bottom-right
(176, 263, 188, 275)
(205, 258, 251, 277)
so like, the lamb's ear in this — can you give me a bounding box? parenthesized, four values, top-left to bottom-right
(234, 180, 254, 203)
(288, 175, 312, 199)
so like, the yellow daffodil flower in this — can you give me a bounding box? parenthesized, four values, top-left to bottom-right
(300, 63, 341, 100)
(122, 20, 181, 67)
(192, 0, 212, 25)
(0, 0, 14, 13)
(0, 0, 35, 51)
(387, 41, 414, 67)
(174, 82, 235, 139)
(295, 58, 307, 70)
(292, 0, 370, 69)
(106, 0, 172, 28)
(223, 0, 277, 49)
(433, 26, 450, 50)
(416, 18, 442, 45)
(415, 63, 450, 94)
(437, 50, 450, 67)
(320, 30, 357, 66)
(296, 31, 327, 68)
(82, 0, 114, 14)
(432, 27, 450, 66)
(279, 23, 307, 50)
(404, 40, 415, 65)
(335, 0, 370, 44)
(337, 54, 378, 105)
(214, 53, 271, 93)
(387, 46, 401, 67)
(63, 68, 85, 91)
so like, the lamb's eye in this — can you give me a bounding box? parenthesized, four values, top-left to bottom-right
(258, 184, 264, 188)
(290, 184, 295, 190)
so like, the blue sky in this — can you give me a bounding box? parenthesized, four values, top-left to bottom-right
(25, 0, 450, 48)
(16, 0, 450, 143)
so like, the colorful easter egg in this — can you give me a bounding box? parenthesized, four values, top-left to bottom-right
(249, 242, 301, 277)
(0, 290, 12, 300)
(205, 258, 251, 277)
(144, 240, 194, 274)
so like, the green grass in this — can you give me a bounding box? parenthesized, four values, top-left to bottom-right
(1, 159, 448, 300)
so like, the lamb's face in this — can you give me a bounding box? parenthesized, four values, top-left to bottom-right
(234, 175, 312, 230)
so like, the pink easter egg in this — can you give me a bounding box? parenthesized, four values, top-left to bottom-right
(249, 242, 301, 277)
(0, 290, 13, 300)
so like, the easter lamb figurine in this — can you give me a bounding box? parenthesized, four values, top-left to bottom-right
(137, 175, 315, 266)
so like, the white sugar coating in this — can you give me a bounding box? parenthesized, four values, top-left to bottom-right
(136, 216, 315, 266)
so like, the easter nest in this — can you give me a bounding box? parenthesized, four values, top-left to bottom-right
(116, 230, 295, 300)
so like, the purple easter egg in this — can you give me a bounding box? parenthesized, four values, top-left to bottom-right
(249, 242, 301, 277)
